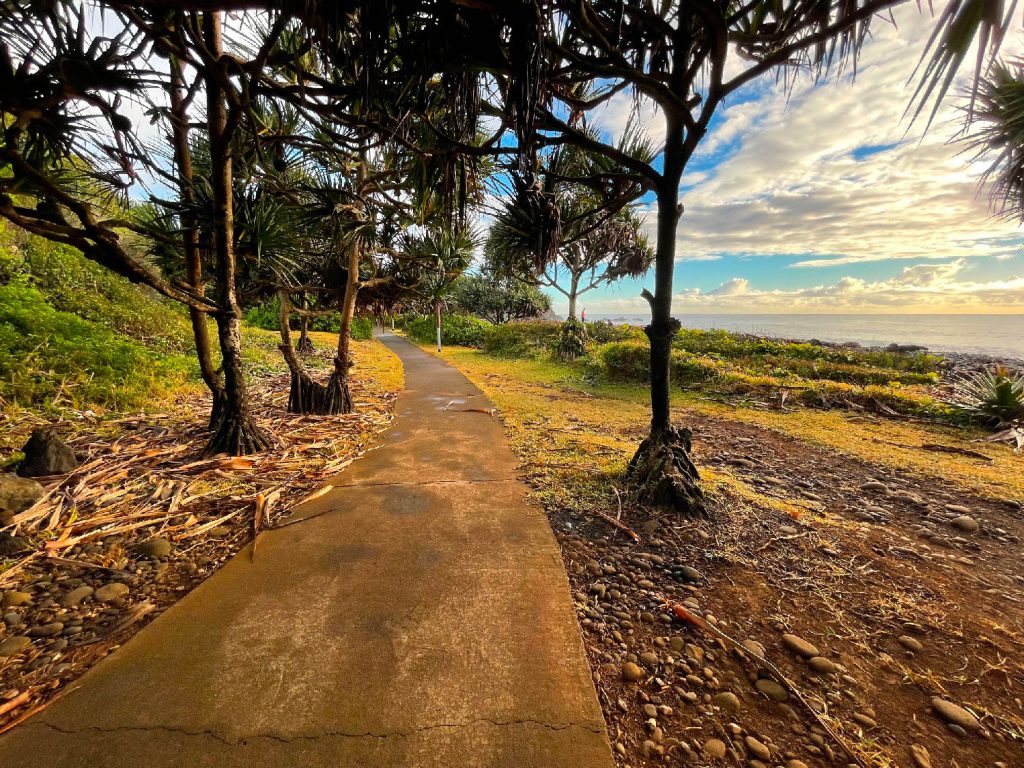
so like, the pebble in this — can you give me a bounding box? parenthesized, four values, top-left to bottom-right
(61, 586, 94, 607)
(852, 712, 877, 728)
(2, 591, 32, 608)
(808, 656, 836, 674)
(134, 538, 172, 558)
(621, 661, 644, 682)
(930, 697, 981, 732)
(712, 691, 741, 712)
(786, 762, 809, 768)
(677, 566, 702, 583)
(0, 636, 31, 656)
(755, 678, 789, 702)
(781, 633, 819, 658)
(28, 622, 64, 637)
(744, 736, 771, 760)
(950, 516, 979, 533)
(639, 651, 659, 666)
(741, 639, 765, 657)
(861, 481, 889, 492)
(703, 738, 727, 759)
(898, 635, 924, 652)
(94, 583, 130, 603)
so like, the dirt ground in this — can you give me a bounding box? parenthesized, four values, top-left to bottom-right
(440, 348, 1024, 768)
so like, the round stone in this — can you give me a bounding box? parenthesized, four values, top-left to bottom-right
(61, 586, 94, 607)
(27, 622, 63, 637)
(703, 738, 727, 759)
(745, 736, 771, 761)
(134, 538, 172, 558)
(712, 692, 741, 712)
(639, 651, 659, 667)
(755, 677, 789, 702)
(2, 591, 32, 608)
(808, 656, 836, 674)
(898, 635, 924, 652)
(621, 661, 645, 682)
(781, 633, 819, 658)
(94, 583, 130, 603)
(950, 516, 979, 533)
(0, 636, 31, 656)
(930, 698, 981, 731)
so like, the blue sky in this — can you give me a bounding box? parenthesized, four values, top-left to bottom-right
(540, 7, 1024, 316)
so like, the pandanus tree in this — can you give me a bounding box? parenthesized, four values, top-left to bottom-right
(486, 128, 654, 321)
(531, 0, 1011, 516)
(405, 223, 478, 351)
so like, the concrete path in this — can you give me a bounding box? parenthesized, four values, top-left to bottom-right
(0, 334, 613, 768)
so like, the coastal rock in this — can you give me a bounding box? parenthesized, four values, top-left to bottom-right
(17, 429, 78, 478)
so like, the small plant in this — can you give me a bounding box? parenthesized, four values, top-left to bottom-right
(950, 364, 1024, 426)
(556, 318, 588, 361)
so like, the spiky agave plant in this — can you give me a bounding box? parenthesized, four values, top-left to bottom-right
(950, 364, 1024, 426)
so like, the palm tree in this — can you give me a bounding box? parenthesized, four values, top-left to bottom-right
(406, 224, 478, 351)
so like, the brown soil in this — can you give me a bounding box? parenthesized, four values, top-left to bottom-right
(552, 413, 1023, 767)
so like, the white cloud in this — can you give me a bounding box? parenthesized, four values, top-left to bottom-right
(671, 259, 1024, 312)
(672, 7, 1024, 268)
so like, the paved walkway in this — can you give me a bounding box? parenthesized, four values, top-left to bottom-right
(0, 334, 613, 767)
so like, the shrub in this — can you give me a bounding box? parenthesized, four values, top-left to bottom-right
(407, 314, 493, 348)
(583, 321, 644, 345)
(598, 340, 650, 381)
(556, 319, 588, 361)
(0, 282, 194, 409)
(483, 321, 561, 357)
(351, 316, 374, 341)
(950, 365, 1024, 426)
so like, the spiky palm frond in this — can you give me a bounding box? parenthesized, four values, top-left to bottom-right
(962, 60, 1024, 220)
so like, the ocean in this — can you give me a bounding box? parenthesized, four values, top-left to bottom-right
(591, 314, 1024, 360)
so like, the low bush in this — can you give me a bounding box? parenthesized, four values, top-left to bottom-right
(597, 340, 719, 385)
(950, 365, 1024, 426)
(407, 314, 493, 348)
(351, 316, 374, 341)
(0, 282, 195, 409)
(483, 321, 560, 357)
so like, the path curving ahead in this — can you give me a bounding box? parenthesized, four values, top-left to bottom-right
(0, 333, 614, 768)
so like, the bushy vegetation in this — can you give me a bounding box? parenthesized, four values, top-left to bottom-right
(413, 319, 958, 421)
(244, 296, 374, 339)
(406, 314, 493, 348)
(556, 319, 588, 361)
(0, 227, 197, 410)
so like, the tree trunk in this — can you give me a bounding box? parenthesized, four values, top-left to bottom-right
(567, 274, 579, 321)
(277, 290, 332, 414)
(324, 239, 359, 415)
(201, 12, 270, 457)
(626, 118, 704, 517)
(168, 45, 224, 429)
(435, 301, 442, 352)
(297, 291, 314, 354)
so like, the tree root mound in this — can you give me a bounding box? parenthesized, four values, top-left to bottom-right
(202, 410, 272, 457)
(626, 426, 707, 517)
(287, 369, 352, 415)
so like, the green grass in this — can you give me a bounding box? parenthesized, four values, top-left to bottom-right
(0, 223, 197, 411)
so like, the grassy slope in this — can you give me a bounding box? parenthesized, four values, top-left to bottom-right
(433, 346, 1024, 503)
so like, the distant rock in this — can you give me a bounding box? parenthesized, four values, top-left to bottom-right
(17, 429, 78, 478)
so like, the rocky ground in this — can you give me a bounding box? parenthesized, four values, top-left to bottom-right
(555, 414, 1023, 768)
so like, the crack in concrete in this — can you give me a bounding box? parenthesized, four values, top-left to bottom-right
(40, 717, 606, 746)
